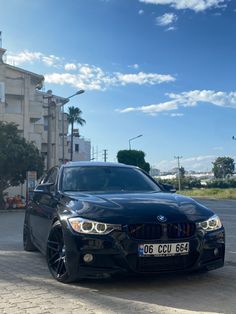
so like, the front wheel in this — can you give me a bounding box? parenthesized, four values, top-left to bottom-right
(46, 221, 77, 283)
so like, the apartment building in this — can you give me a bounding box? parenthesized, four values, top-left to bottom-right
(0, 47, 69, 169)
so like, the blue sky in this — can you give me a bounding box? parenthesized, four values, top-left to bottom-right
(1, 0, 236, 171)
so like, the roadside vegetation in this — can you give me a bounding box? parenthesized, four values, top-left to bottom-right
(0, 122, 44, 208)
(179, 188, 236, 200)
(117, 149, 150, 173)
(156, 156, 236, 200)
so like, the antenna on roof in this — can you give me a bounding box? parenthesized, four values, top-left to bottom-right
(0, 31, 2, 48)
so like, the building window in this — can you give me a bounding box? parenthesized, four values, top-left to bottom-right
(0, 82, 5, 102)
(75, 144, 79, 152)
(5, 96, 22, 113)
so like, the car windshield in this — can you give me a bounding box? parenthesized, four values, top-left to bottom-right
(62, 166, 161, 193)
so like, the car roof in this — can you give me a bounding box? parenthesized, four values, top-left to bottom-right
(62, 161, 136, 169)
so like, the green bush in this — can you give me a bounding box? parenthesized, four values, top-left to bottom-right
(206, 178, 236, 189)
(156, 177, 202, 190)
(156, 176, 236, 190)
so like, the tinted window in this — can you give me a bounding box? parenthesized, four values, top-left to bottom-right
(43, 167, 59, 185)
(62, 166, 160, 193)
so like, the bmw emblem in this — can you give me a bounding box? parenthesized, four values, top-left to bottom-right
(157, 215, 167, 223)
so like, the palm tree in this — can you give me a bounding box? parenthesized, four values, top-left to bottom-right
(67, 106, 86, 161)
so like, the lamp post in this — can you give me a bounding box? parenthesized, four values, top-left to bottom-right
(61, 90, 85, 164)
(129, 134, 143, 150)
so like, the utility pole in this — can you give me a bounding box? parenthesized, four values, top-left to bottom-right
(0, 31, 2, 48)
(43, 90, 54, 171)
(103, 149, 108, 162)
(174, 156, 183, 191)
(61, 99, 69, 164)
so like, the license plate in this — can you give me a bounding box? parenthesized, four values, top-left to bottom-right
(139, 242, 189, 257)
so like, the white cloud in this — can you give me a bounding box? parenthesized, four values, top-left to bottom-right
(118, 100, 177, 114)
(139, 0, 227, 12)
(213, 146, 224, 151)
(7, 51, 42, 65)
(168, 90, 236, 108)
(116, 72, 175, 85)
(7, 50, 62, 68)
(42, 55, 61, 67)
(7, 50, 175, 91)
(46, 68, 174, 90)
(64, 63, 77, 71)
(45, 72, 107, 91)
(156, 13, 177, 26)
(129, 63, 140, 69)
(184, 155, 216, 163)
(156, 155, 217, 171)
(45, 67, 174, 91)
(118, 90, 236, 115)
(138, 9, 144, 14)
(166, 26, 176, 31)
(170, 113, 184, 117)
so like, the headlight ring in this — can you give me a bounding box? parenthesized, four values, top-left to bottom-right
(68, 217, 119, 235)
(197, 214, 222, 232)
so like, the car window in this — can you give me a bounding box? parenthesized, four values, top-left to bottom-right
(62, 166, 161, 192)
(44, 167, 59, 185)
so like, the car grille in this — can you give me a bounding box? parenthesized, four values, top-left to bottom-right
(128, 223, 196, 240)
(138, 252, 198, 272)
(167, 223, 196, 239)
(128, 224, 162, 240)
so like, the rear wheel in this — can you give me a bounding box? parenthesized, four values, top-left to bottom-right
(46, 221, 76, 283)
(23, 219, 37, 251)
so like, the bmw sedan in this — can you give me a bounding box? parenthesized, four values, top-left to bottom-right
(23, 162, 225, 283)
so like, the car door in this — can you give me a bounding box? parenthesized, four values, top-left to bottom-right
(30, 167, 59, 253)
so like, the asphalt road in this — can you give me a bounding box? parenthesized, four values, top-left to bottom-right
(0, 199, 235, 314)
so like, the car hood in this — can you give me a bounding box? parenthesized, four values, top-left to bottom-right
(63, 192, 214, 224)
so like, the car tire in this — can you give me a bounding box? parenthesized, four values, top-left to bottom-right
(23, 220, 37, 251)
(46, 221, 77, 283)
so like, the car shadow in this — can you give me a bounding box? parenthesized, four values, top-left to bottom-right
(1, 249, 234, 314)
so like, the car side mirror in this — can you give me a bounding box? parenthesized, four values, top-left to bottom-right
(161, 183, 176, 193)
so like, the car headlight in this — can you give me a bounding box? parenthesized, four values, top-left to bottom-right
(68, 217, 121, 235)
(197, 214, 222, 232)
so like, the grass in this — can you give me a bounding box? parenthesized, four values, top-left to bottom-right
(178, 188, 236, 200)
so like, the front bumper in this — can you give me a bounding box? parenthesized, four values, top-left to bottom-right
(63, 226, 225, 279)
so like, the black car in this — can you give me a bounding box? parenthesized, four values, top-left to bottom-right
(23, 162, 225, 283)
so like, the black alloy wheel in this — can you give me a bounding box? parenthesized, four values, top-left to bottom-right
(46, 221, 75, 283)
(23, 220, 37, 251)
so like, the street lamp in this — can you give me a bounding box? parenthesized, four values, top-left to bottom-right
(60, 90, 85, 164)
(129, 134, 143, 150)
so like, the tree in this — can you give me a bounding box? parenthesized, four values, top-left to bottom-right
(117, 150, 150, 173)
(212, 157, 235, 179)
(179, 166, 185, 179)
(0, 122, 44, 208)
(67, 106, 86, 161)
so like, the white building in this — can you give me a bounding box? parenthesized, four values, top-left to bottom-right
(67, 129, 91, 161)
(150, 167, 160, 177)
(0, 47, 71, 198)
(0, 47, 69, 169)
